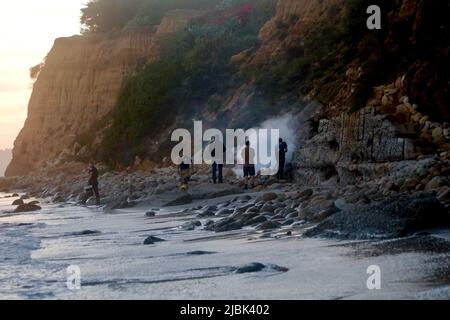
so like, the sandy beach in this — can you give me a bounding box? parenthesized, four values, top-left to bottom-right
(1, 191, 449, 300)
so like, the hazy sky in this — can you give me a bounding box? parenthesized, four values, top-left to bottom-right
(0, 0, 86, 149)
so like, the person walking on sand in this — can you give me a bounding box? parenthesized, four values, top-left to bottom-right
(82, 162, 100, 205)
(209, 136, 226, 184)
(241, 140, 256, 190)
(276, 138, 288, 180)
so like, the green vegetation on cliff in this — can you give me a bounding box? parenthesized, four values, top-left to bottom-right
(248, 0, 449, 117)
(97, 0, 277, 166)
(81, 0, 222, 33)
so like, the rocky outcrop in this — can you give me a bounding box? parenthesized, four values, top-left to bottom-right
(294, 75, 450, 185)
(6, 30, 155, 177)
(305, 193, 449, 239)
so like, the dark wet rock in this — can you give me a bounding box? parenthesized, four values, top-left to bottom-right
(163, 194, 193, 207)
(145, 211, 156, 217)
(238, 212, 259, 223)
(204, 220, 214, 228)
(28, 201, 40, 206)
(298, 205, 319, 220)
(260, 211, 275, 218)
(204, 205, 218, 211)
(305, 194, 450, 240)
(235, 262, 289, 274)
(425, 176, 447, 191)
(272, 203, 286, 210)
(245, 207, 260, 214)
(238, 195, 252, 201)
(286, 231, 292, 236)
(235, 262, 265, 273)
(261, 204, 275, 212)
(70, 230, 101, 236)
(12, 193, 19, 197)
(20, 194, 30, 200)
(345, 191, 370, 204)
(345, 235, 450, 257)
(15, 203, 41, 213)
(143, 236, 166, 245)
(181, 220, 202, 231)
(282, 219, 295, 226)
(216, 208, 233, 216)
(12, 199, 24, 206)
(262, 192, 278, 202)
(186, 251, 216, 256)
(237, 203, 255, 212)
(272, 214, 284, 220)
(205, 217, 242, 232)
(257, 221, 281, 230)
(265, 264, 289, 272)
(437, 188, 450, 201)
(283, 208, 297, 216)
(197, 209, 216, 218)
(244, 215, 267, 226)
(297, 189, 314, 200)
(314, 206, 340, 221)
(384, 181, 400, 191)
(274, 208, 284, 215)
(286, 212, 298, 219)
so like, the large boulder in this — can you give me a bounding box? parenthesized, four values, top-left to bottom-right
(305, 194, 449, 239)
(15, 203, 42, 213)
(205, 217, 242, 232)
(143, 236, 166, 245)
(262, 192, 278, 202)
(12, 199, 24, 206)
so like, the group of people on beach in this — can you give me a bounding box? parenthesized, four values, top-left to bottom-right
(179, 137, 289, 191)
(81, 137, 290, 205)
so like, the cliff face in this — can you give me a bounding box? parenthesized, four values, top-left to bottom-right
(6, 0, 449, 181)
(6, 10, 204, 177)
(251, 0, 344, 65)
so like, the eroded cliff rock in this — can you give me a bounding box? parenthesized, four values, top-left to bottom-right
(6, 10, 205, 177)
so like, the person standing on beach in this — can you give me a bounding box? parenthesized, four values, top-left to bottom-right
(83, 162, 100, 205)
(209, 136, 226, 184)
(277, 138, 288, 180)
(179, 155, 191, 191)
(241, 140, 256, 190)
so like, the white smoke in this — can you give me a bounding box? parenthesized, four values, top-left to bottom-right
(258, 113, 299, 162)
(229, 113, 300, 177)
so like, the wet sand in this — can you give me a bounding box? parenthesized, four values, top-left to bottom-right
(0, 193, 449, 300)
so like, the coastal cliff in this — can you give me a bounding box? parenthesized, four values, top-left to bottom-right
(6, 10, 205, 176)
(6, 0, 449, 190)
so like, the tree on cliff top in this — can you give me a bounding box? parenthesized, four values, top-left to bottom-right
(80, 0, 222, 33)
(81, 0, 143, 33)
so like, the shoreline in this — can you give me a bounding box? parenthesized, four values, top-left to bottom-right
(1, 160, 450, 240)
(0, 191, 449, 299)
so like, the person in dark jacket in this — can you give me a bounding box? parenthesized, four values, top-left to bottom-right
(277, 138, 288, 180)
(87, 162, 100, 205)
(209, 136, 226, 184)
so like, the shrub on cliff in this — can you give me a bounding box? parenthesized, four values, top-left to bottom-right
(98, 0, 277, 166)
(81, 0, 222, 33)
